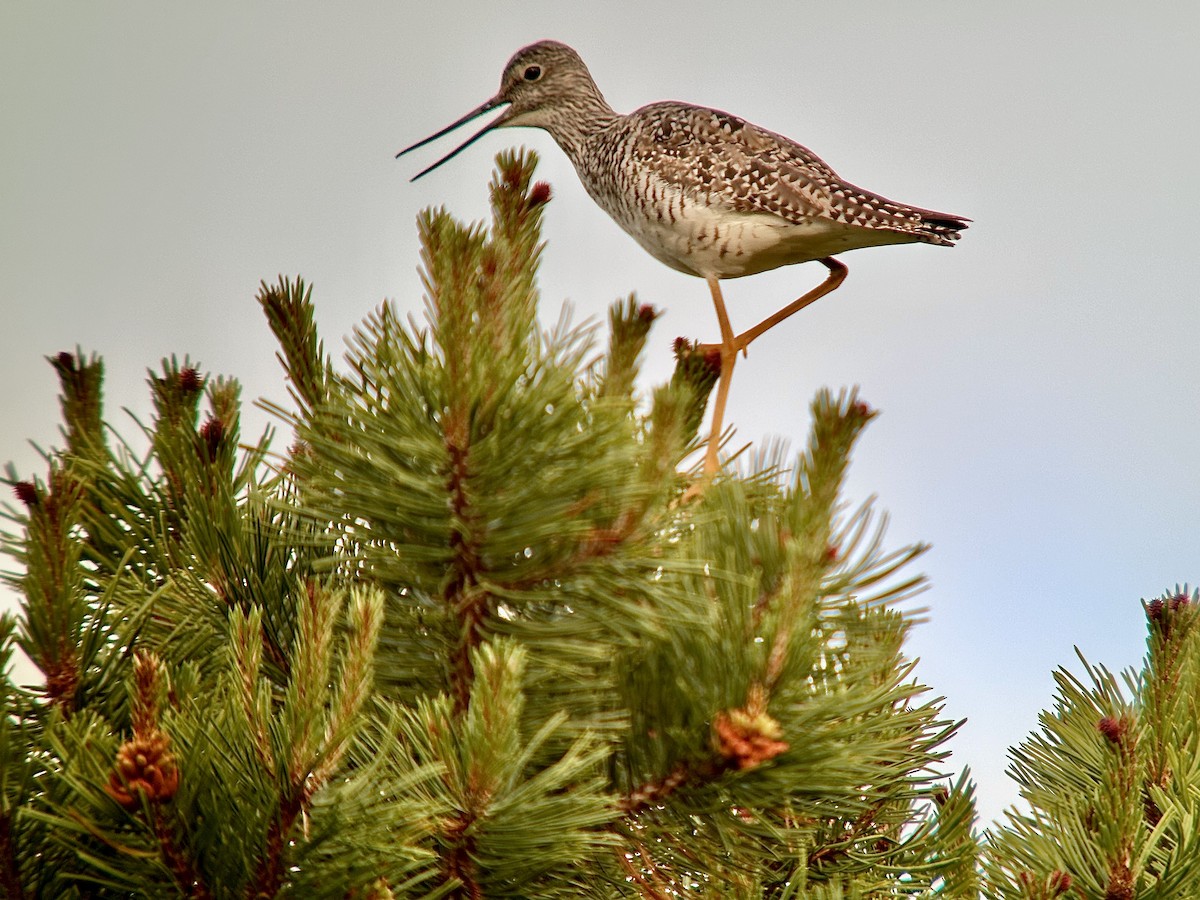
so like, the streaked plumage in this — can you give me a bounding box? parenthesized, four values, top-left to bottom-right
(397, 40, 967, 479)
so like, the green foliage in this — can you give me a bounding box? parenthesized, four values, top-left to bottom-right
(983, 587, 1200, 898)
(1, 150, 978, 897)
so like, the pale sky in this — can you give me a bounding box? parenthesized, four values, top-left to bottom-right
(2, 3, 1197, 827)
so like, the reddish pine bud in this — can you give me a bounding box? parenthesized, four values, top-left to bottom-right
(1147, 592, 1192, 635)
(199, 417, 225, 462)
(672, 336, 691, 354)
(55, 351, 76, 372)
(636, 303, 659, 323)
(13, 481, 39, 508)
(702, 346, 722, 377)
(930, 786, 950, 808)
(528, 180, 552, 207)
(1097, 715, 1125, 744)
(823, 544, 840, 564)
(851, 399, 873, 419)
(1048, 870, 1072, 895)
(178, 367, 202, 393)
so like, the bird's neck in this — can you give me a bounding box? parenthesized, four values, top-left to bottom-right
(541, 88, 619, 160)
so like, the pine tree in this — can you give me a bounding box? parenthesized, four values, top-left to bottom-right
(983, 586, 1200, 899)
(1, 150, 979, 898)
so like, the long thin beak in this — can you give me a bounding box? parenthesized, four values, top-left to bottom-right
(396, 97, 510, 181)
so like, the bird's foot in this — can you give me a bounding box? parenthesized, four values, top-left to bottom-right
(695, 336, 750, 360)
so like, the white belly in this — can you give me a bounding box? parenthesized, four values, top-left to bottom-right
(625, 200, 799, 279)
(576, 167, 911, 279)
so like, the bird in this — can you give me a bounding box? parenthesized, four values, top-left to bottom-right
(396, 40, 967, 480)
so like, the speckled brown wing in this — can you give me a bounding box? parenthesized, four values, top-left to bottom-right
(630, 102, 967, 246)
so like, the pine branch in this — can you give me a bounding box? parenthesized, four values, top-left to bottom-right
(10, 467, 87, 712)
(598, 296, 659, 401)
(49, 349, 106, 461)
(986, 587, 1200, 898)
(152, 806, 209, 899)
(0, 148, 983, 897)
(258, 276, 331, 417)
(443, 435, 487, 716)
(666, 337, 720, 445)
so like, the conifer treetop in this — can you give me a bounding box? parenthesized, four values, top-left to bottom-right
(0, 150, 980, 898)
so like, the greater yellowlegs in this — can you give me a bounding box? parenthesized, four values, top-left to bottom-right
(397, 40, 967, 479)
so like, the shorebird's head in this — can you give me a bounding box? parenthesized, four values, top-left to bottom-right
(491, 41, 600, 130)
(396, 41, 610, 180)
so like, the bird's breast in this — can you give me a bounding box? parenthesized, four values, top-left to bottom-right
(569, 155, 856, 280)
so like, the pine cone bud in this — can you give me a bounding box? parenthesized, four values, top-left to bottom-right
(105, 732, 180, 808)
(199, 416, 225, 463)
(636, 303, 659, 324)
(12, 481, 39, 508)
(714, 707, 789, 769)
(1097, 715, 1126, 745)
(1146, 597, 1163, 620)
(1142, 592, 1190, 648)
(178, 367, 202, 394)
(527, 180, 553, 208)
(1047, 870, 1072, 895)
(1146, 591, 1191, 635)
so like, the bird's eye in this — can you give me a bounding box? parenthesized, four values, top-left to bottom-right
(523, 65, 542, 82)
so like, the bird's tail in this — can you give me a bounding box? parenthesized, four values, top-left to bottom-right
(914, 209, 970, 246)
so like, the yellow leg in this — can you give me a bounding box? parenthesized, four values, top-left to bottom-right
(693, 258, 849, 489)
(701, 274, 738, 479)
(733, 258, 847, 353)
